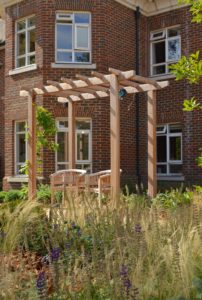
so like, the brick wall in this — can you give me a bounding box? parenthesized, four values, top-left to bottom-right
(0, 47, 5, 186)
(2, 1, 202, 191)
(3, 0, 136, 190)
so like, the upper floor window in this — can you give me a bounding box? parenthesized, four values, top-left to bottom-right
(16, 16, 36, 68)
(150, 27, 181, 76)
(56, 12, 91, 63)
(157, 124, 182, 176)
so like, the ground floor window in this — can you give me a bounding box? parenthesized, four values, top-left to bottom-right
(56, 118, 92, 172)
(15, 121, 27, 175)
(157, 123, 182, 176)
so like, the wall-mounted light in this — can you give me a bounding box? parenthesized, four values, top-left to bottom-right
(119, 88, 127, 100)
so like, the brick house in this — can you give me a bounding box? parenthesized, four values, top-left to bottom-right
(0, 0, 201, 192)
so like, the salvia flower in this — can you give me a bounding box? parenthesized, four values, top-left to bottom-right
(51, 247, 60, 262)
(36, 271, 46, 290)
(120, 264, 128, 277)
(135, 223, 142, 233)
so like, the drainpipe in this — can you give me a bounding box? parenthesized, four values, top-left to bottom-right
(135, 6, 141, 188)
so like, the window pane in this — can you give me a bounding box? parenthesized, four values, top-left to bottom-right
(76, 120, 91, 130)
(168, 39, 180, 61)
(58, 120, 68, 129)
(75, 13, 90, 24)
(57, 24, 72, 49)
(16, 122, 26, 132)
(17, 32, 26, 55)
(153, 65, 166, 75)
(152, 41, 165, 64)
(57, 132, 68, 163)
(76, 164, 91, 171)
(57, 51, 72, 62)
(28, 16, 36, 27)
(75, 52, 90, 63)
(157, 165, 167, 174)
(17, 134, 26, 162)
(169, 136, 181, 161)
(57, 164, 69, 171)
(169, 124, 182, 133)
(28, 30, 35, 52)
(76, 26, 89, 49)
(169, 164, 182, 174)
(28, 55, 35, 65)
(168, 28, 180, 37)
(17, 20, 26, 31)
(157, 136, 167, 162)
(17, 57, 26, 67)
(77, 133, 89, 161)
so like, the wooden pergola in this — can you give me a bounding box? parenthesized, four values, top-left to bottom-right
(20, 68, 169, 203)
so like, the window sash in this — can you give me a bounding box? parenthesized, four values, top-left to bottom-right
(55, 12, 91, 63)
(150, 26, 181, 76)
(157, 124, 182, 176)
(16, 16, 36, 68)
(55, 118, 92, 171)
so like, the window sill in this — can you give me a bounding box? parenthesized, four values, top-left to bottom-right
(150, 74, 175, 81)
(51, 63, 97, 69)
(9, 64, 38, 76)
(157, 175, 184, 182)
(7, 176, 44, 183)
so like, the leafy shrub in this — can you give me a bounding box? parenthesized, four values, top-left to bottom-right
(37, 184, 51, 204)
(4, 190, 22, 202)
(152, 189, 192, 209)
(0, 191, 7, 203)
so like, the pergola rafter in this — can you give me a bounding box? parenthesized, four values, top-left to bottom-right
(20, 68, 169, 203)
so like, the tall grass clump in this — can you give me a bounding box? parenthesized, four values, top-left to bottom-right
(0, 190, 202, 299)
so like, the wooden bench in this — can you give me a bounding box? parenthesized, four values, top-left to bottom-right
(50, 169, 86, 204)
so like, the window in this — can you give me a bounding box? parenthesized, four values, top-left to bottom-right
(150, 27, 181, 76)
(15, 121, 27, 175)
(157, 124, 182, 176)
(56, 119, 92, 171)
(16, 16, 36, 68)
(56, 12, 91, 63)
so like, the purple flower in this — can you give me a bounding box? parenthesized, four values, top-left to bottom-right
(65, 241, 71, 249)
(135, 223, 142, 233)
(71, 222, 77, 229)
(51, 247, 60, 262)
(36, 271, 46, 290)
(120, 264, 128, 277)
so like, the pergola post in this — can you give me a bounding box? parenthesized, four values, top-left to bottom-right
(68, 100, 76, 169)
(28, 92, 37, 200)
(110, 74, 120, 206)
(147, 90, 157, 198)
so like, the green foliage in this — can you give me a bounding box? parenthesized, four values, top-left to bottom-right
(179, 0, 202, 23)
(152, 189, 192, 209)
(0, 191, 7, 203)
(170, 51, 202, 84)
(36, 106, 58, 155)
(37, 184, 51, 203)
(4, 190, 22, 202)
(183, 97, 202, 111)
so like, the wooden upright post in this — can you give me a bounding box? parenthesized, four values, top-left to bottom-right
(147, 90, 157, 198)
(110, 74, 120, 205)
(28, 92, 37, 200)
(68, 100, 76, 169)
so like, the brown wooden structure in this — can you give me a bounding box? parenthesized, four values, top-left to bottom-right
(20, 68, 169, 203)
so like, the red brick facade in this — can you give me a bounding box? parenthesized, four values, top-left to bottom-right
(0, 46, 5, 186)
(0, 1, 202, 191)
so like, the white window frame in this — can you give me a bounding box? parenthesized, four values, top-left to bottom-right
(15, 15, 36, 69)
(150, 26, 181, 76)
(55, 11, 91, 64)
(55, 118, 92, 171)
(15, 121, 28, 176)
(157, 124, 182, 176)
